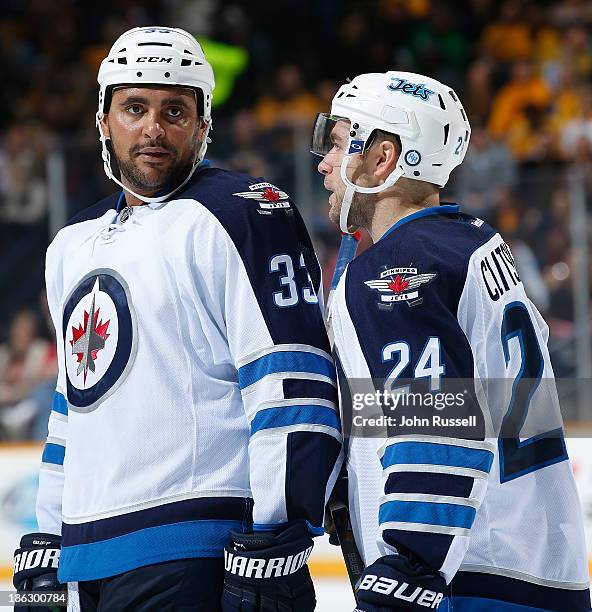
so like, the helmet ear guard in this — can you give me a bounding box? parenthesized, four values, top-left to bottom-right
(95, 26, 215, 204)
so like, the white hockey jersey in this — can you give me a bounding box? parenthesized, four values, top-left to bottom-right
(330, 205, 590, 610)
(38, 167, 342, 583)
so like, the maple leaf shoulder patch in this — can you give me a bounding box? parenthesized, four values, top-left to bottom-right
(232, 182, 291, 210)
(364, 266, 437, 306)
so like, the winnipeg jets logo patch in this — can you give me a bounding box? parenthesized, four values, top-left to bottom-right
(365, 266, 436, 307)
(62, 269, 137, 412)
(233, 182, 291, 210)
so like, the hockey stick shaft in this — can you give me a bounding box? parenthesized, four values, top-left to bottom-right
(324, 231, 364, 595)
(329, 502, 365, 592)
(326, 232, 361, 310)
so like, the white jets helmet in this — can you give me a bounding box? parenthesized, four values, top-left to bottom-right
(96, 26, 215, 203)
(311, 71, 471, 232)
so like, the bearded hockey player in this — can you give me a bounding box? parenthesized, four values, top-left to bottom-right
(312, 72, 590, 611)
(12, 27, 342, 611)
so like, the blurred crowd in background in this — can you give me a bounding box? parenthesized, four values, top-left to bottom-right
(0, 0, 591, 440)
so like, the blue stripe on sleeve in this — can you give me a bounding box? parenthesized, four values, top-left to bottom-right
(379, 500, 476, 530)
(381, 441, 494, 473)
(238, 351, 336, 389)
(42, 442, 65, 466)
(52, 392, 68, 416)
(250, 405, 340, 435)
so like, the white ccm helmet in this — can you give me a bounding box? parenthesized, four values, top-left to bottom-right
(96, 26, 215, 203)
(311, 71, 471, 232)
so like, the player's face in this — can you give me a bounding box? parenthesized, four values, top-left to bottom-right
(317, 120, 349, 225)
(101, 86, 207, 195)
(317, 120, 364, 227)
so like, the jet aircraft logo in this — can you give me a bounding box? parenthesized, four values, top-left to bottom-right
(365, 266, 436, 307)
(233, 182, 291, 209)
(70, 291, 111, 384)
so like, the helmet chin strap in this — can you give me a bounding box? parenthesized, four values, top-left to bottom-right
(337, 154, 405, 233)
(339, 184, 356, 234)
(96, 113, 211, 205)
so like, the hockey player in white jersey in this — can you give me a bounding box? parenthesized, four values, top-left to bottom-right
(311, 72, 590, 611)
(12, 27, 342, 611)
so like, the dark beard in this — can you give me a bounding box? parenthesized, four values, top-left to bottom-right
(118, 154, 194, 193)
(111, 136, 196, 193)
(348, 191, 375, 230)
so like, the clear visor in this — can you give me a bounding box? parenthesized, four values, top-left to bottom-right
(310, 113, 351, 157)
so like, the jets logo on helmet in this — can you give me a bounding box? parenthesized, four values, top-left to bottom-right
(96, 26, 216, 204)
(311, 71, 471, 233)
(387, 77, 435, 102)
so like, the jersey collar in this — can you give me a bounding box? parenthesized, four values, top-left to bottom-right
(381, 204, 460, 241)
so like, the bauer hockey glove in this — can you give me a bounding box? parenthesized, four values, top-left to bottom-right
(354, 554, 446, 611)
(13, 533, 66, 611)
(221, 522, 315, 612)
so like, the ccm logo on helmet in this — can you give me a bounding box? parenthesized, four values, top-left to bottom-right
(137, 56, 173, 63)
(358, 574, 444, 608)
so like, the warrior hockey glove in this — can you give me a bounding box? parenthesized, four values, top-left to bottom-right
(13, 533, 66, 611)
(355, 554, 446, 611)
(221, 522, 315, 612)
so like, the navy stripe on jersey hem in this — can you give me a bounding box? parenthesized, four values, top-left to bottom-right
(61, 496, 253, 546)
(440, 596, 561, 611)
(450, 570, 591, 611)
(58, 519, 247, 582)
(251, 521, 324, 536)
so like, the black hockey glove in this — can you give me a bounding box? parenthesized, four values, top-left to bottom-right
(13, 533, 66, 611)
(354, 554, 446, 611)
(221, 522, 315, 611)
